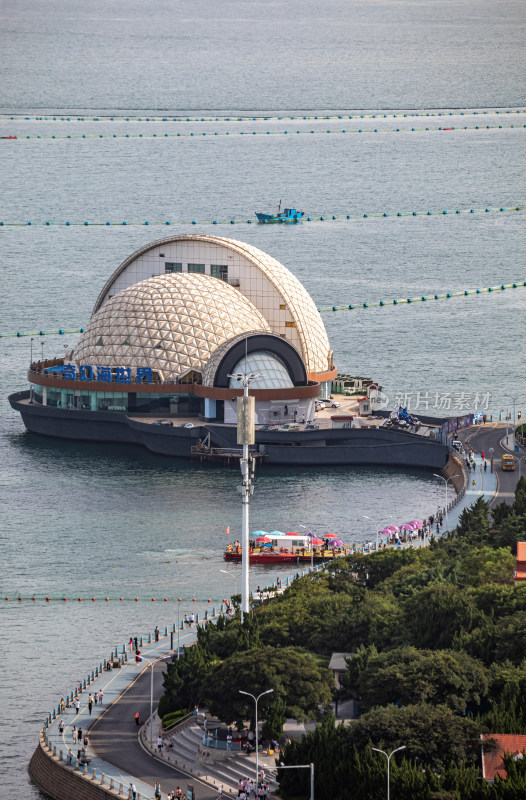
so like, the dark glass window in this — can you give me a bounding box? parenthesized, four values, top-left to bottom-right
(211, 264, 228, 281)
(165, 262, 182, 273)
(188, 263, 205, 274)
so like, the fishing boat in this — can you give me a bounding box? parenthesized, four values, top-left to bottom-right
(224, 532, 348, 563)
(255, 202, 304, 223)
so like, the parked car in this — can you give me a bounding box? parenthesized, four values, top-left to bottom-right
(258, 424, 277, 431)
(278, 422, 301, 431)
(305, 422, 319, 430)
(179, 422, 195, 428)
(154, 419, 173, 426)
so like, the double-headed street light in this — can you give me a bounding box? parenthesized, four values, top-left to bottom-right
(432, 474, 459, 519)
(372, 745, 406, 800)
(239, 688, 273, 787)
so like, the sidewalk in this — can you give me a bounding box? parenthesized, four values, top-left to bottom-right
(42, 627, 202, 799)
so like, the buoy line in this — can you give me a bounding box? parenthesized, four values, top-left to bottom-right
(2, 123, 525, 141)
(2, 594, 216, 602)
(2, 281, 525, 340)
(0, 204, 523, 228)
(2, 108, 525, 123)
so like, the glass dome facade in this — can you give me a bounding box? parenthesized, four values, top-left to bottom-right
(228, 352, 294, 390)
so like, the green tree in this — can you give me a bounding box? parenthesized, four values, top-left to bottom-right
(159, 643, 216, 716)
(355, 646, 489, 713)
(261, 696, 287, 740)
(403, 582, 481, 649)
(348, 704, 483, 770)
(204, 645, 332, 728)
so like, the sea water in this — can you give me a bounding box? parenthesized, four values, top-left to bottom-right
(0, 1, 525, 796)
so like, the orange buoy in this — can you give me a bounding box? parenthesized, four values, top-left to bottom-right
(120, 597, 123, 601)
(46, 596, 50, 601)
(135, 597, 139, 601)
(63, 596, 67, 601)
(32, 596, 36, 601)
(78, 597, 82, 602)
(105, 596, 109, 601)
(18, 596, 22, 601)
(207, 598, 211, 603)
(192, 597, 196, 602)
(152, 597, 156, 601)
(164, 597, 168, 601)
(178, 597, 181, 602)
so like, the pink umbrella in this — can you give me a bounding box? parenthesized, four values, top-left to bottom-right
(409, 520, 423, 528)
(329, 539, 344, 547)
(400, 524, 414, 531)
(255, 536, 272, 542)
(386, 525, 399, 532)
(380, 528, 392, 535)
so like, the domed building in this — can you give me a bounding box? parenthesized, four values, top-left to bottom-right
(15, 235, 335, 431)
(10, 235, 448, 467)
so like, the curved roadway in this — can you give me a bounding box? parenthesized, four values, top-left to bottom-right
(457, 421, 523, 508)
(89, 656, 216, 800)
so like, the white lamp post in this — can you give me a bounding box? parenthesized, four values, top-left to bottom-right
(514, 455, 526, 480)
(372, 745, 406, 800)
(228, 371, 260, 623)
(363, 515, 392, 550)
(277, 762, 315, 800)
(220, 568, 239, 600)
(432, 474, 459, 519)
(298, 525, 315, 570)
(239, 688, 273, 787)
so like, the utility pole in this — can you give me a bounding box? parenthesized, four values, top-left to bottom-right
(229, 370, 260, 623)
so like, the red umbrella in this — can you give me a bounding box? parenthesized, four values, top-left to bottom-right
(311, 538, 324, 545)
(286, 531, 298, 536)
(323, 533, 338, 538)
(255, 536, 272, 542)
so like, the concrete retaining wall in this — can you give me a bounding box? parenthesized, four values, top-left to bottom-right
(29, 735, 133, 800)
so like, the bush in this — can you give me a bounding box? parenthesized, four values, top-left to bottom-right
(162, 708, 190, 729)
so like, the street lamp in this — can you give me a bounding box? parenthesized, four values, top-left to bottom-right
(30, 337, 34, 367)
(489, 447, 494, 473)
(514, 455, 526, 481)
(363, 515, 392, 550)
(40, 340, 45, 367)
(228, 370, 260, 623)
(432, 474, 459, 518)
(239, 688, 273, 786)
(298, 525, 314, 571)
(277, 762, 314, 800)
(220, 569, 239, 600)
(372, 745, 406, 800)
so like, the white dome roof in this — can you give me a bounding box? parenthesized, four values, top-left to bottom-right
(92, 235, 332, 376)
(73, 273, 271, 379)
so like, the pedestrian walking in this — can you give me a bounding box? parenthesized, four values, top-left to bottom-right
(98, 689, 103, 704)
(88, 694, 93, 715)
(157, 735, 163, 753)
(217, 784, 223, 798)
(74, 698, 80, 715)
(94, 691, 98, 705)
(77, 727, 82, 743)
(59, 719, 65, 734)
(134, 636, 138, 650)
(130, 782, 137, 800)
(154, 780, 162, 798)
(155, 625, 160, 642)
(72, 726, 77, 743)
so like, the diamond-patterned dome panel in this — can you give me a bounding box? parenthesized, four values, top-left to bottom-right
(73, 273, 271, 379)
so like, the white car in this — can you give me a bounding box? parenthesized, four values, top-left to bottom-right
(278, 422, 301, 431)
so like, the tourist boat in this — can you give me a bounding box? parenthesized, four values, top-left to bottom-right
(255, 203, 304, 223)
(224, 533, 348, 563)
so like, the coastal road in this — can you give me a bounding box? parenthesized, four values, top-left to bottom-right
(457, 422, 523, 508)
(89, 656, 217, 800)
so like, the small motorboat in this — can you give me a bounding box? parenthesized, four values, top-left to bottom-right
(1, 135, 18, 140)
(255, 201, 304, 223)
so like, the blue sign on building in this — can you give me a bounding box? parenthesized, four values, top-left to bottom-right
(62, 365, 153, 384)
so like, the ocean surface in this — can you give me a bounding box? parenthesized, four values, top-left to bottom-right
(0, 1, 525, 797)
